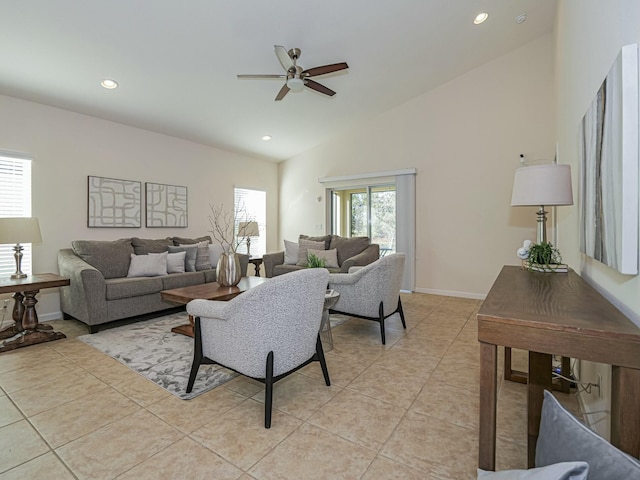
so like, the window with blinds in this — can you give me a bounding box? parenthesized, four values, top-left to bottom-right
(0, 154, 33, 276)
(234, 187, 266, 257)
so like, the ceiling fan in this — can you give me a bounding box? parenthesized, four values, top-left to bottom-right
(237, 45, 349, 101)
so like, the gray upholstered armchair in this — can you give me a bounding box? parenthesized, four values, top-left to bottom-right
(327, 253, 406, 344)
(185, 268, 331, 428)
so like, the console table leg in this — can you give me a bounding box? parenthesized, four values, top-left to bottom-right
(527, 351, 552, 468)
(479, 341, 498, 471)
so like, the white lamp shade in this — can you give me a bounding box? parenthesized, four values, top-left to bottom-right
(511, 164, 574, 206)
(0, 217, 42, 244)
(238, 221, 259, 237)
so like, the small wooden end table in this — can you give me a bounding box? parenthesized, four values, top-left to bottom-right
(161, 277, 269, 337)
(248, 257, 263, 277)
(0, 273, 71, 352)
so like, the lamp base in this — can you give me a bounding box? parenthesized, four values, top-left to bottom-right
(12, 244, 27, 279)
(10, 273, 27, 279)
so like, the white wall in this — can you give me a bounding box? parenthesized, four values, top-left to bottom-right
(279, 35, 556, 297)
(554, 0, 640, 438)
(0, 94, 278, 320)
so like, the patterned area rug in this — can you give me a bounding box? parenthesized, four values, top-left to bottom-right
(78, 313, 237, 400)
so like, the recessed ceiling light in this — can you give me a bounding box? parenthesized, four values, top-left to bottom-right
(100, 79, 118, 89)
(473, 12, 489, 25)
(261, 135, 272, 141)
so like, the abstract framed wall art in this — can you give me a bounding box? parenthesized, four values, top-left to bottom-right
(578, 43, 639, 275)
(145, 182, 188, 227)
(87, 176, 141, 228)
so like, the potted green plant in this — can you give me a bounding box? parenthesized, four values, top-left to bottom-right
(306, 252, 327, 268)
(519, 241, 568, 273)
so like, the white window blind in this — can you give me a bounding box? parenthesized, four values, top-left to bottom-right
(234, 187, 266, 257)
(0, 154, 33, 276)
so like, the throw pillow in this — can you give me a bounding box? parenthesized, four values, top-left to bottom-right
(329, 235, 370, 266)
(297, 239, 326, 266)
(168, 245, 198, 272)
(172, 235, 212, 246)
(284, 239, 299, 265)
(308, 248, 339, 268)
(72, 238, 134, 279)
(182, 240, 211, 271)
(131, 237, 172, 255)
(299, 234, 331, 250)
(208, 243, 225, 268)
(127, 252, 168, 277)
(152, 251, 186, 274)
(536, 390, 640, 479)
(477, 462, 588, 480)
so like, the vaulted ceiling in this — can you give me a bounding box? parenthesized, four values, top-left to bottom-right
(1, 1, 556, 161)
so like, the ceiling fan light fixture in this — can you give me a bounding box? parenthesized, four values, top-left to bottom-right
(287, 77, 305, 92)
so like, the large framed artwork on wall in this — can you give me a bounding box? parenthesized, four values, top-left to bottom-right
(145, 182, 188, 227)
(578, 43, 639, 275)
(87, 176, 141, 228)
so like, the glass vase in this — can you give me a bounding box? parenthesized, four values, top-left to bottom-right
(216, 252, 242, 287)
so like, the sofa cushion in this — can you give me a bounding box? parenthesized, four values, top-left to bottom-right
(161, 271, 206, 290)
(308, 248, 339, 268)
(284, 239, 299, 265)
(172, 235, 212, 245)
(297, 239, 326, 266)
(105, 276, 164, 300)
(72, 239, 134, 279)
(478, 462, 588, 479)
(127, 252, 168, 277)
(329, 235, 370, 266)
(204, 269, 217, 283)
(168, 245, 198, 272)
(536, 390, 640, 479)
(299, 234, 331, 250)
(131, 237, 172, 255)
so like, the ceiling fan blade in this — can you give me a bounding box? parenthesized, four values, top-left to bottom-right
(302, 62, 349, 77)
(237, 74, 286, 79)
(275, 83, 290, 101)
(274, 45, 294, 71)
(304, 79, 336, 97)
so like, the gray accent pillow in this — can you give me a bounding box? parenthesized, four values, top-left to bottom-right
(329, 235, 370, 266)
(152, 251, 185, 274)
(126, 252, 168, 277)
(209, 244, 224, 268)
(72, 239, 134, 279)
(182, 240, 211, 271)
(131, 237, 172, 255)
(297, 239, 325, 266)
(308, 248, 339, 268)
(168, 245, 198, 272)
(536, 390, 640, 479)
(299, 234, 331, 250)
(172, 235, 212, 246)
(284, 239, 299, 265)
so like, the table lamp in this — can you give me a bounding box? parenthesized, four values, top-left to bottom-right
(511, 164, 573, 244)
(238, 221, 259, 256)
(0, 217, 42, 278)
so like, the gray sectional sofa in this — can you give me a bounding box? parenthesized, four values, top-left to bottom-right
(58, 236, 249, 332)
(263, 234, 380, 278)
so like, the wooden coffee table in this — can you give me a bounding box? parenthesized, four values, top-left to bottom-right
(161, 276, 268, 337)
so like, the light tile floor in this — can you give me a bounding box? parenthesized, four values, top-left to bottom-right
(0, 293, 580, 479)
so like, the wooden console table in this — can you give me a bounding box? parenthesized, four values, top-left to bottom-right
(477, 266, 640, 470)
(0, 273, 71, 352)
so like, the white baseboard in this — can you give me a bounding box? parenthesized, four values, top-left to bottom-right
(413, 287, 486, 300)
(38, 311, 64, 322)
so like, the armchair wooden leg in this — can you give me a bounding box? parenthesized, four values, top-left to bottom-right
(265, 351, 274, 429)
(186, 317, 203, 393)
(398, 297, 406, 329)
(379, 302, 386, 345)
(315, 334, 331, 386)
